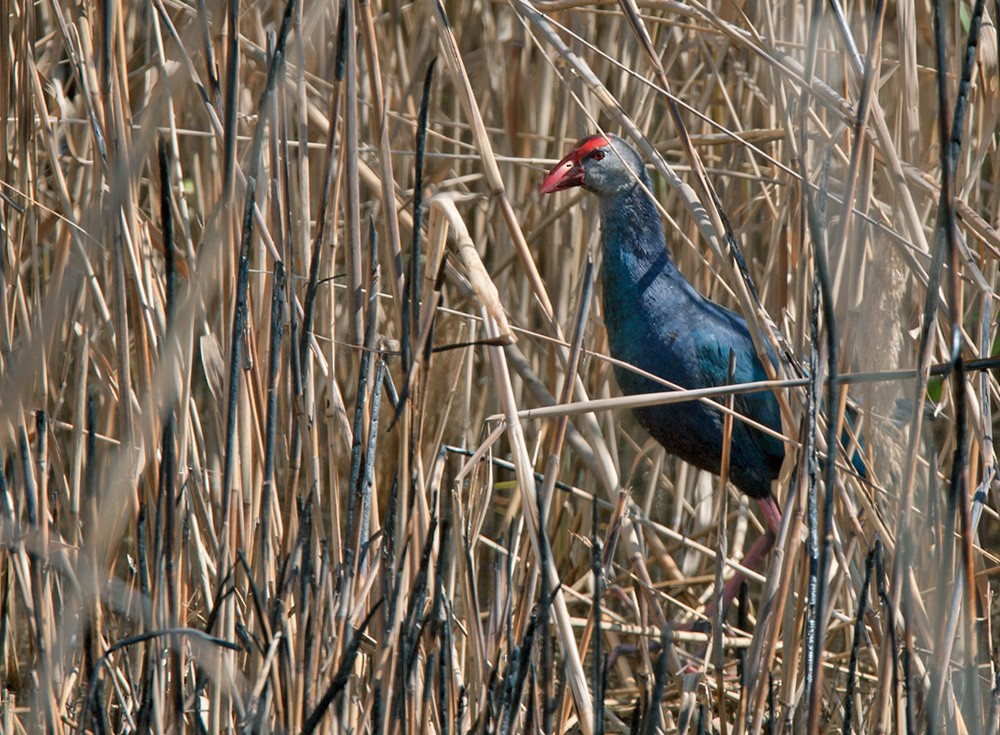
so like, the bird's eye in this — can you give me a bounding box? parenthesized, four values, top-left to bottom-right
(590, 150, 606, 161)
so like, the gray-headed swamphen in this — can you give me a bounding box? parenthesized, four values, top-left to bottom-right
(541, 133, 785, 615)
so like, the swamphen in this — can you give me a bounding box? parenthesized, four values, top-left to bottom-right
(541, 134, 784, 614)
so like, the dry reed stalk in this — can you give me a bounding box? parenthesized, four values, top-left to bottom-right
(2, 0, 1000, 732)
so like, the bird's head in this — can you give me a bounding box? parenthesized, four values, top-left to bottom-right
(539, 134, 646, 197)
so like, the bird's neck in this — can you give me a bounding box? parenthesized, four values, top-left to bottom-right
(598, 178, 702, 359)
(598, 179, 668, 263)
(598, 179, 689, 299)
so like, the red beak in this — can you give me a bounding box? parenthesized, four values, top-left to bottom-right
(539, 151, 585, 194)
(540, 134, 611, 194)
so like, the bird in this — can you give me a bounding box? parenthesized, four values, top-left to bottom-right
(540, 133, 784, 616)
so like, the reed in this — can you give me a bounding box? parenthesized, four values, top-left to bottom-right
(1, 0, 997, 732)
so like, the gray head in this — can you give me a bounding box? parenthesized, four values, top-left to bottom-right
(539, 134, 648, 198)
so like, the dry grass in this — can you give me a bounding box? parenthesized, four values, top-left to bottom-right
(1, 0, 999, 732)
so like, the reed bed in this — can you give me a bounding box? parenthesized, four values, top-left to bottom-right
(1, 0, 999, 732)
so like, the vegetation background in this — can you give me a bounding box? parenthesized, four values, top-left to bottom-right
(1, 0, 999, 732)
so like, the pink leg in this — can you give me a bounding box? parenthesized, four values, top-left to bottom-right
(757, 495, 782, 536)
(714, 530, 774, 617)
(679, 496, 783, 673)
(707, 496, 782, 622)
